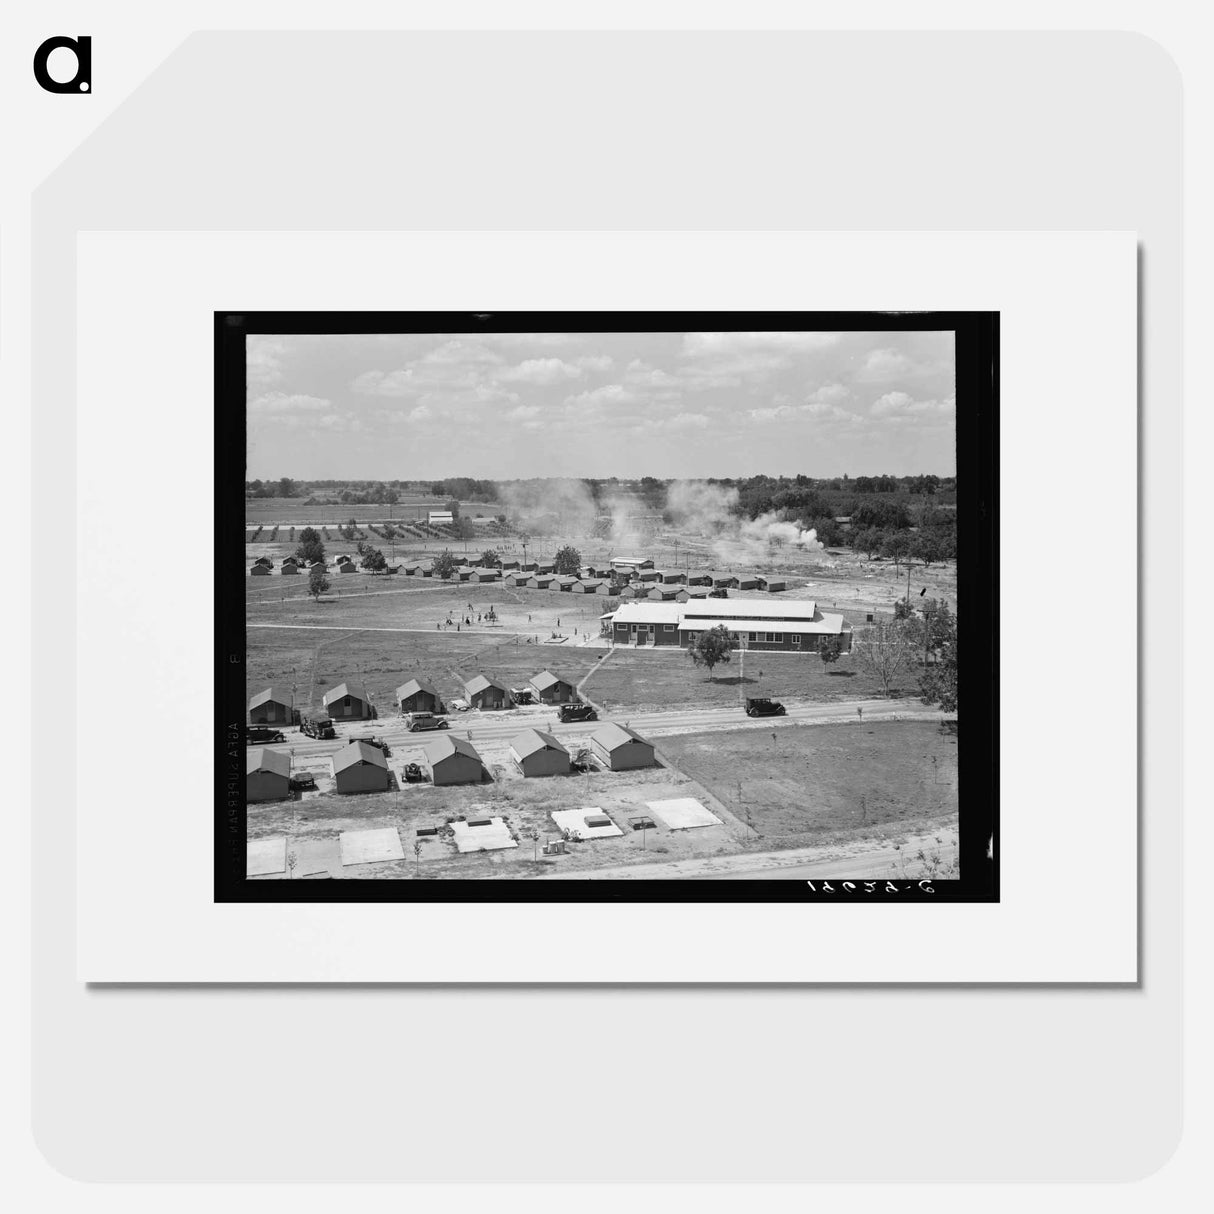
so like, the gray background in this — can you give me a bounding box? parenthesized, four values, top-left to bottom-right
(32, 31, 1180, 1180)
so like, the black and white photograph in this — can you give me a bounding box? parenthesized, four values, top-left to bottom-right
(218, 311, 997, 901)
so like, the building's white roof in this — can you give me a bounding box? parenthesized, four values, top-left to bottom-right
(683, 613, 846, 636)
(606, 598, 821, 626)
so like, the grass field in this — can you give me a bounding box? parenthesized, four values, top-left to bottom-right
(583, 648, 903, 711)
(246, 626, 608, 712)
(658, 721, 958, 844)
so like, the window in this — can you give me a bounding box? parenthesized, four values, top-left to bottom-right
(791, 634, 801, 644)
(664, 624, 676, 631)
(764, 632, 783, 643)
(343, 696, 351, 707)
(750, 632, 760, 642)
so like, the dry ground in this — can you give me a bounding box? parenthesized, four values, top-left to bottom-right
(248, 762, 748, 880)
(657, 720, 958, 845)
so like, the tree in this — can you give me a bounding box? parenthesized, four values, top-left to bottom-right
(853, 526, 887, 559)
(342, 518, 358, 541)
(360, 547, 387, 572)
(432, 548, 459, 579)
(853, 616, 914, 697)
(295, 526, 325, 566)
(278, 476, 295, 498)
(308, 564, 330, 601)
(912, 532, 945, 567)
(479, 548, 502, 568)
(918, 602, 958, 713)
(553, 544, 582, 576)
(882, 531, 912, 570)
(446, 498, 461, 520)
(818, 635, 844, 665)
(687, 625, 736, 681)
(454, 517, 476, 541)
(893, 598, 913, 621)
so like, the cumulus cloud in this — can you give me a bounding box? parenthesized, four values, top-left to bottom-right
(871, 391, 956, 418)
(249, 392, 332, 415)
(246, 337, 289, 390)
(681, 331, 842, 357)
(565, 383, 642, 410)
(497, 357, 586, 385)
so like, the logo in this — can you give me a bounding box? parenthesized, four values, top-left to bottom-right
(33, 35, 91, 93)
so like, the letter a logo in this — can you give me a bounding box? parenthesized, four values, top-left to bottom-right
(33, 36, 92, 93)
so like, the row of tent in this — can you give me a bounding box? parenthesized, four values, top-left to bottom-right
(246, 723, 656, 800)
(249, 670, 580, 724)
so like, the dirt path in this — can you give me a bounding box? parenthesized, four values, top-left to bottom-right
(543, 825, 958, 881)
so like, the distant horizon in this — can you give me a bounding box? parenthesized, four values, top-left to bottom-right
(247, 330, 957, 481)
(246, 472, 956, 489)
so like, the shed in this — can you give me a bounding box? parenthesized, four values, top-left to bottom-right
(590, 723, 657, 771)
(500, 558, 520, 570)
(636, 568, 661, 582)
(396, 677, 442, 714)
(758, 577, 787, 592)
(331, 740, 389, 794)
(250, 563, 271, 576)
(712, 573, 740, 588)
(646, 585, 679, 601)
(425, 734, 485, 786)
(526, 574, 555, 589)
(280, 562, 300, 575)
(656, 569, 686, 584)
(473, 568, 501, 582)
(247, 747, 291, 802)
(463, 674, 512, 710)
(528, 670, 577, 704)
(735, 575, 760, 590)
(519, 561, 538, 572)
(322, 681, 372, 720)
(334, 559, 357, 573)
(572, 579, 606, 594)
(675, 588, 708, 602)
(454, 566, 475, 581)
(554, 575, 579, 591)
(686, 572, 714, 586)
(536, 560, 556, 574)
(509, 729, 572, 778)
(248, 687, 292, 725)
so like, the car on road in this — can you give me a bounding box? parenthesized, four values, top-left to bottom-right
(350, 735, 391, 755)
(247, 727, 286, 744)
(290, 772, 317, 791)
(402, 762, 425, 783)
(557, 702, 597, 723)
(300, 714, 336, 739)
(745, 697, 786, 717)
(403, 712, 449, 732)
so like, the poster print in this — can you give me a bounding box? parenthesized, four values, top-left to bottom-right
(216, 311, 997, 903)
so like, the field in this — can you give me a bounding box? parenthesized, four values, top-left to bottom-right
(244, 510, 959, 880)
(658, 721, 958, 844)
(248, 763, 747, 879)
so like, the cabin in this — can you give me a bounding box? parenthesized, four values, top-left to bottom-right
(528, 670, 577, 704)
(509, 729, 572, 778)
(246, 747, 292, 802)
(395, 678, 442, 714)
(249, 563, 272, 576)
(248, 687, 292, 725)
(425, 735, 485, 786)
(463, 674, 512, 711)
(757, 577, 787, 593)
(526, 574, 555, 590)
(331, 740, 389, 794)
(321, 681, 373, 720)
(590, 723, 656, 771)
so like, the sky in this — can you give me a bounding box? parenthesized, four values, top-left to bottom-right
(246, 329, 955, 481)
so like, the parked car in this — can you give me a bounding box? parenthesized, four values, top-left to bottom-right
(448, 698, 470, 712)
(300, 714, 336, 739)
(510, 687, 535, 705)
(558, 702, 597, 723)
(290, 772, 317, 791)
(745, 697, 786, 717)
(350, 735, 390, 755)
(402, 762, 425, 783)
(708, 587, 729, 598)
(247, 727, 286, 744)
(403, 712, 449, 732)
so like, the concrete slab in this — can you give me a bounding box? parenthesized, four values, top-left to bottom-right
(293, 836, 341, 877)
(646, 796, 721, 831)
(339, 827, 405, 866)
(247, 836, 286, 877)
(450, 817, 518, 853)
(551, 807, 624, 840)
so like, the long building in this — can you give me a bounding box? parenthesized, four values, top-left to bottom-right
(601, 598, 852, 653)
